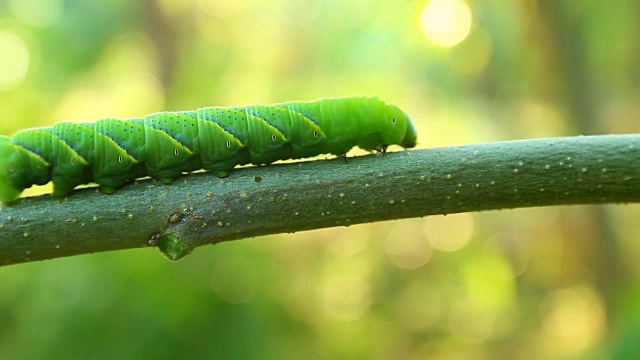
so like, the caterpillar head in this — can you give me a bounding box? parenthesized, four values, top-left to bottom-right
(385, 104, 417, 149)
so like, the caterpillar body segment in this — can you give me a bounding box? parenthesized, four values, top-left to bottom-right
(0, 96, 417, 202)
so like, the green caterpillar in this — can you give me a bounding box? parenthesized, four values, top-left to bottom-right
(0, 96, 417, 202)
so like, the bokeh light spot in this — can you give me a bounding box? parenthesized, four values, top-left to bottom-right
(423, 213, 474, 252)
(420, 0, 472, 47)
(448, 297, 495, 343)
(321, 273, 370, 321)
(384, 222, 433, 269)
(541, 286, 606, 355)
(0, 30, 30, 90)
(463, 249, 515, 311)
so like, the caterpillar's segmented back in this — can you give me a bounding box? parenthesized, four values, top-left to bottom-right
(0, 96, 417, 202)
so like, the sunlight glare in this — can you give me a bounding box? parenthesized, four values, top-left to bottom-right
(420, 0, 472, 47)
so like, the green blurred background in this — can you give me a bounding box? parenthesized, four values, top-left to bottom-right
(1, 0, 640, 358)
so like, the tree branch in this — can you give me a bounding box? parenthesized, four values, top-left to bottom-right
(1, 134, 639, 266)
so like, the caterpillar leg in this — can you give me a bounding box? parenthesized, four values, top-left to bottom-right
(100, 185, 117, 194)
(212, 170, 230, 178)
(375, 145, 388, 154)
(202, 159, 234, 178)
(52, 183, 76, 197)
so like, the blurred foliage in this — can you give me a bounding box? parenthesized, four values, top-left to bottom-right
(1, 0, 640, 358)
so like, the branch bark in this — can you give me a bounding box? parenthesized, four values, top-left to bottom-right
(1, 134, 639, 266)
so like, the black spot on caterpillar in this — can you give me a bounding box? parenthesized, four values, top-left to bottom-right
(0, 96, 417, 202)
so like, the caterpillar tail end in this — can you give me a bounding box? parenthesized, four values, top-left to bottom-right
(100, 185, 117, 194)
(160, 177, 174, 185)
(0, 136, 24, 203)
(52, 185, 74, 198)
